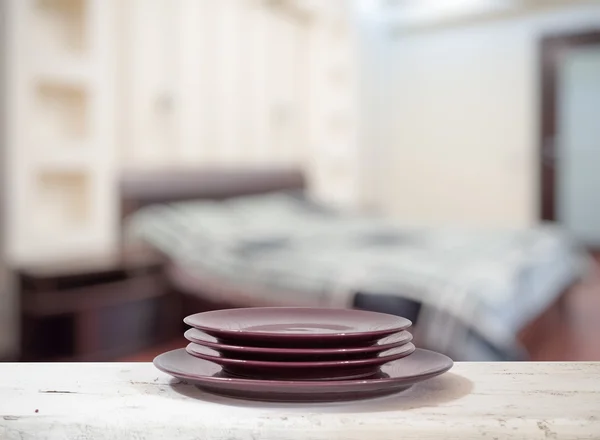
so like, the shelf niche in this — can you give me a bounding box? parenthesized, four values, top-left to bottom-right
(32, 0, 87, 58)
(33, 170, 91, 234)
(33, 81, 88, 143)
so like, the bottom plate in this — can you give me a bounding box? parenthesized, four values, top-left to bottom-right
(154, 348, 453, 402)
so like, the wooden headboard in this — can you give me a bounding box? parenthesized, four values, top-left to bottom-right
(119, 167, 306, 222)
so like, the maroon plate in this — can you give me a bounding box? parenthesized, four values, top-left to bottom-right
(184, 308, 411, 347)
(184, 328, 413, 361)
(154, 348, 453, 402)
(185, 342, 416, 380)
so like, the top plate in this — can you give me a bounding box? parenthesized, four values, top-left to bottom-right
(183, 307, 411, 347)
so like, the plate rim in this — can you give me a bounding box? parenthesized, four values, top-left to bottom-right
(183, 307, 412, 340)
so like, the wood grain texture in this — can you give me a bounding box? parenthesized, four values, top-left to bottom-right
(1, 362, 599, 439)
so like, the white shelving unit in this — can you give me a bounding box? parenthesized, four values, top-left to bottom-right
(6, 0, 117, 263)
(6, 0, 358, 264)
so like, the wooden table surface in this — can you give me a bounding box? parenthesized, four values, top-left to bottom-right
(1, 362, 599, 439)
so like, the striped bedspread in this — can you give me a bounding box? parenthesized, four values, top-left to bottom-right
(126, 192, 588, 360)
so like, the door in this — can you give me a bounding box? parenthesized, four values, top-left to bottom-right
(540, 30, 600, 246)
(557, 46, 600, 245)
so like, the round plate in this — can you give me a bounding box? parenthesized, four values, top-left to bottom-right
(185, 342, 416, 381)
(183, 308, 411, 347)
(154, 348, 453, 402)
(184, 328, 413, 361)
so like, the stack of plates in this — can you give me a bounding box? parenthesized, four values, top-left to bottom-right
(154, 307, 453, 402)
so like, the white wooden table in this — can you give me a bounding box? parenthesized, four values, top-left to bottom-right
(1, 362, 599, 439)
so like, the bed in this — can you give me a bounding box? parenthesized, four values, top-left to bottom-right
(119, 167, 590, 361)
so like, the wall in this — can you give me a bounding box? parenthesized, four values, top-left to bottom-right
(354, 4, 392, 211)
(118, 0, 360, 208)
(375, 3, 600, 228)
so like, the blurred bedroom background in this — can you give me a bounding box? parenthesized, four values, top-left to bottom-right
(1, 0, 600, 363)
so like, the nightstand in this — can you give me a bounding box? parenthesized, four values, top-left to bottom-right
(18, 248, 181, 361)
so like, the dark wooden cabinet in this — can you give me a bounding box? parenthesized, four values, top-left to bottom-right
(19, 250, 181, 361)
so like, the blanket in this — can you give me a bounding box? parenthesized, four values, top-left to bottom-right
(126, 192, 588, 360)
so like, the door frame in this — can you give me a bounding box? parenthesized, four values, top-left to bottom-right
(539, 29, 600, 221)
